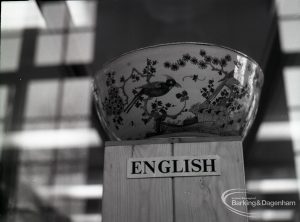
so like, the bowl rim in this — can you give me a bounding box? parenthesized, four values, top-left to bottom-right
(97, 42, 264, 77)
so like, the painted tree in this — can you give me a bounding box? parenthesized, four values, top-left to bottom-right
(103, 59, 189, 134)
(164, 49, 250, 132)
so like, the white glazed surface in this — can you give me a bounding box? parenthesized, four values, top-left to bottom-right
(94, 43, 263, 140)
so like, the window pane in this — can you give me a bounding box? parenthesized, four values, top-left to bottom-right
(0, 123, 3, 133)
(20, 149, 54, 163)
(66, 0, 97, 28)
(25, 80, 60, 118)
(61, 78, 92, 117)
(35, 33, 63, 66)
(0, 86, 8, 118)
(1, 1, 46, 31)
(19, 165, 52, 185)
(0, 37, 22, 72)
(276, 0, 300, 16)
(283, 67, 300, 107)
(279, 20, 300, 52)
(65, 32, 95, 64)
(59, 119, 90, 129)
(290, 110, 300, 151)
(53, 198, 85, 215)
(41, 1, 68, 30)
(56, 163, 86, 185)
(23, 121, 56, 130)
(57, 149, 87, 161)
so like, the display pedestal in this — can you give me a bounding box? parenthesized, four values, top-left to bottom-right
(102, 137, 247, 222)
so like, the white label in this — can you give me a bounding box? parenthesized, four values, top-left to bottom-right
(127, 155, 220, 179)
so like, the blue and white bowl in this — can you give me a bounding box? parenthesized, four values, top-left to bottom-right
(93, 43, 264, 140)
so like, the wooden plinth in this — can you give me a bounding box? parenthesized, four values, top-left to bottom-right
(102, 137, 247, 222)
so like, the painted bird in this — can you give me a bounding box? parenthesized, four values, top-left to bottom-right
(124, 76, 181, 113)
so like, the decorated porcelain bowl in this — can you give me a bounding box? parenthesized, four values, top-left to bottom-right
(93, 43, 263, 140)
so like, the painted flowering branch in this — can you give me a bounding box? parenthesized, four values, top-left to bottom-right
(119, 72, 134, 105)
(119, 69, 148, 104)
(165, 50, 236, 83)
(113, 59, 158, 105)
(182, 75, 206, 82)
(139, 91, 189, 126)
(162, 49, 247, 117)
(102, 59, 158, 130)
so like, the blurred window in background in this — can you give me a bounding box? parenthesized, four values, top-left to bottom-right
(251, 1, 300, 220)
(34, 1, 96, 66)
(277, 0, 300, 188)
(1, 1, 102, 222)
(0, 36, 23, 72)
(277, 0, 300, 52)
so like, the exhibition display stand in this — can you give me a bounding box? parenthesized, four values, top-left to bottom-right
(102, 137, 247, 222)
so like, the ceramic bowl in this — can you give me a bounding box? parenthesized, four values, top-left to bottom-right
(93, 43, 263, 140)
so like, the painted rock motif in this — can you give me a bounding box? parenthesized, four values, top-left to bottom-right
(93, 43, 263, 140)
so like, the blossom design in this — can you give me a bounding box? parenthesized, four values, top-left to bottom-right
(102, 48, 252, 138)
